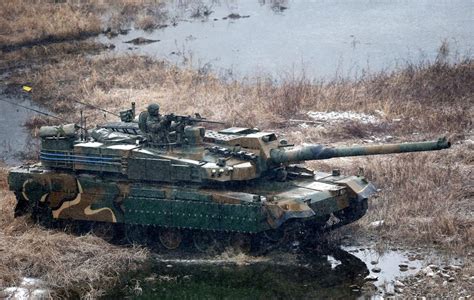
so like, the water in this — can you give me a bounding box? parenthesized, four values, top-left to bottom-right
(344, 246, 423, 295)
(0, 90, 41, 165)
(107, 245, 439, 299)
(100, 0, 473, 79)
(109, 248, 369, 299)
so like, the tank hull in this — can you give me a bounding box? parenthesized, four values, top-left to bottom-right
(8, 165, 375, 238)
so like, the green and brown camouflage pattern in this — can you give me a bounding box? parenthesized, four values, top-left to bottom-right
(8, 164, 374, 233)
(7, 115, 451, 236)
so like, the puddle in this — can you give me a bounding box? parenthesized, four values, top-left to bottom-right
(0, 244, 462, 299)
(104, 244, 458, 299)
(343, 246, 423, 297)
(99, 237, 468, 299)
(107, 248, 371, 299)
(99, 0, 473, 78)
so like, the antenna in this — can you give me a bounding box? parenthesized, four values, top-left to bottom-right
(71, 99, 120, 117)
(2, 98, 66, 122)
(0, 97, 86, 130)
(84, 117, 87, 139)
(80, 110, 84, 141)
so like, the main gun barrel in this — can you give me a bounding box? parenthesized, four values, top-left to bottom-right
(270, 137, 451, 164)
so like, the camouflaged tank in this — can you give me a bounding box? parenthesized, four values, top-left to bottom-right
(7, 104, 451, 252)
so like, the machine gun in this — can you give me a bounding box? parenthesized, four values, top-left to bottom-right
(164, 113, 226, 126)
(156, 113, 225, 145)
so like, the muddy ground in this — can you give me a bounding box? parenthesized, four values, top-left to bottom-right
(0, 1, 473, 298)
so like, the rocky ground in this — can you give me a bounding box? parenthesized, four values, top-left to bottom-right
(402, 263, 473, 299)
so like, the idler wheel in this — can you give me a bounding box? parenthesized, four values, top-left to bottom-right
(92, 223, 115, 242)
(229, 233, 252, 253)
(193, 232, 219, 254)
(159, 228, 182, 250)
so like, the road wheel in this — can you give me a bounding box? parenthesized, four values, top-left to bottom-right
(159, 228, 182, 250)
(193, 232, 219, 254)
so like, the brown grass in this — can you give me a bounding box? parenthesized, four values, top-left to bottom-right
(2, 2, 471, 296)
(312, 142, 473, 253)
(8, 54, 473, 136)
(0, 167, 150, 298)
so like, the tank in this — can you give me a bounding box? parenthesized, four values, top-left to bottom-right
(7, 103, 451, 253)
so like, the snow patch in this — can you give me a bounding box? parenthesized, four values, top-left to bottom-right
(369, 220, 385, 228)
(307, 111, 380, 124)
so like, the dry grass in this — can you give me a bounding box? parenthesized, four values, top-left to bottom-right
(363, 146, 473, 252)
(2, 2, 471, 296)
(313, 142, 473, 253)
(0, 167, 150, 298)
(0, 41, 472, 298)
(9, 53, 473, 136)
(100, 0, 168, 33)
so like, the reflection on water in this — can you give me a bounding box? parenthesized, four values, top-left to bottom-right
(344, 246, 425, 298)
(100, 0, 473, 78)
(108, 248, 370, 299)
(106, 243, 446, 299)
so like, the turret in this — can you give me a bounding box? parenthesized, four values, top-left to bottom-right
(269, 138, 451, 164)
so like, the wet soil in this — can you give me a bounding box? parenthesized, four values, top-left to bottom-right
(0, 31, 100, 53)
